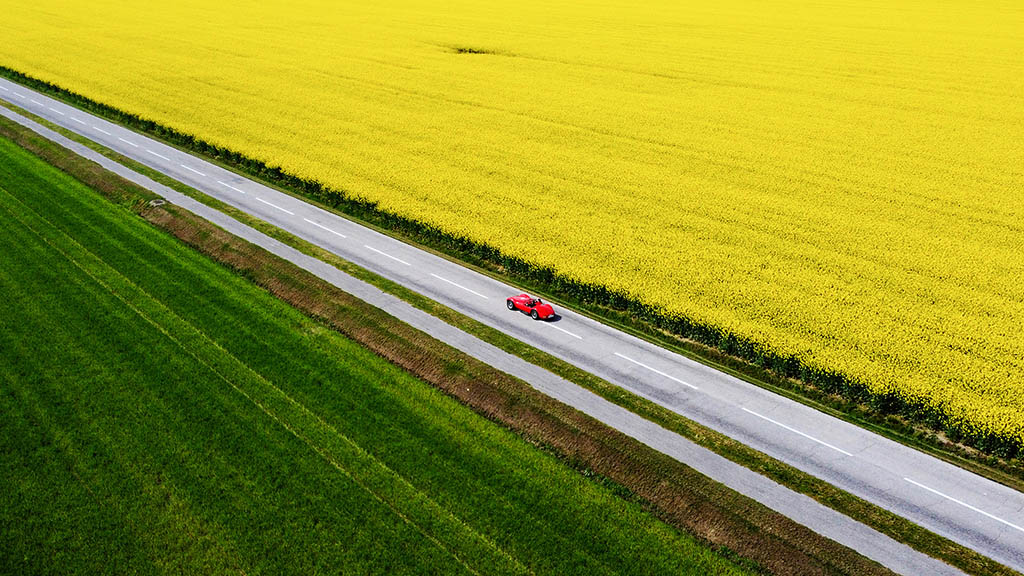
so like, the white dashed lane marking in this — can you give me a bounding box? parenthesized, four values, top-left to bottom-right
(614, 352, 698, 390)
(365, 245, 411, 266)
(430, 273, 488, 299)
(180, 164, 207, 177)
(742, 407, 853, 457)
(254, 196, 294, 215)
(217, 180, 246, 194)
(904, 478, 1024, 534)
(549, 323, 583, 339)
(303, 218, 347, 239)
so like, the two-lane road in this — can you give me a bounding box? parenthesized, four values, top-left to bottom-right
(2, 76, 1022, 572)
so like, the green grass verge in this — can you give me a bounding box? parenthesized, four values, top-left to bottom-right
(1, 101, 1014, 576)
(0, 133, 756, 574)
(2, 65, 1021, 463)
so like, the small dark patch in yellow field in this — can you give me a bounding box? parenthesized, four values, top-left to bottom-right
(446, 44, 512, 56)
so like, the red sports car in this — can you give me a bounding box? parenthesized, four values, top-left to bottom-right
(506, 293, 556, 320)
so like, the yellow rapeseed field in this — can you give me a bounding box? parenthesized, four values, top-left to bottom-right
(2, 0, 1022, 446)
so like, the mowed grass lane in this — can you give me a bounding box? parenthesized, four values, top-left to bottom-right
(0, 136, 751, 575)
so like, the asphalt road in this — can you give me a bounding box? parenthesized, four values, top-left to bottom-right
(3, 77, 1022, 573)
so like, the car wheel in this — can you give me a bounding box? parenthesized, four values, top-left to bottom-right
(531, 310, 539, 320)
(507, 300, 515, 310)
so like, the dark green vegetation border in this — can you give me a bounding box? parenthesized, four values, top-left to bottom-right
(6, 102, 1014, 576)
(0, 66, 1016, 463)
(0, 114, 900, 576)
(0, 131, 763, 575)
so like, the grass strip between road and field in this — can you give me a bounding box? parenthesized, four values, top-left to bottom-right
(1, 100, 1017, 576)
(2, 65, 1019, 483)
(0, 108, 907, 576)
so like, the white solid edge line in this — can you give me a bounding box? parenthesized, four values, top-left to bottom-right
(549, 323, 583, 339)
(303, 218, 347, 239)
(92, 126, 111, 136)
(904, 477, 1024, 534)
(614, 352, 698, 390)
(12, 92, 26, 99)
(48, 107, 65, 116)
(254, 196, 295, 215)
(118, 137, 139, 147)
(742, 407, 853, 456)
(146, 149, 170, 161)
(217, 180, 245, 194)
(365, 245, 411, 266)
(71, 117, 87, 125)
(430, 273, 488, 299)
(180, 164, 207, 177)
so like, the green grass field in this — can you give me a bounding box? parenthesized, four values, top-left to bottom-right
(0, 135, 751, 575)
